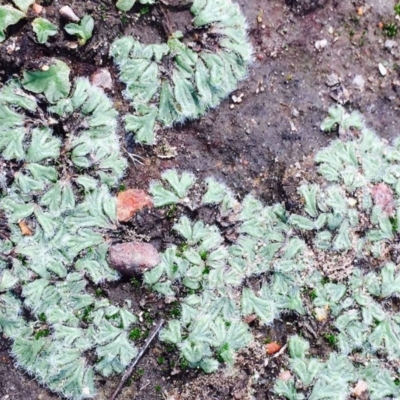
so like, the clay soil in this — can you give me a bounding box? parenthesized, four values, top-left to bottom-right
(1, 0, 400, 399)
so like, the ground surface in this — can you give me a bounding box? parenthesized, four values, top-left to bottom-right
(1, 0, 400, 399)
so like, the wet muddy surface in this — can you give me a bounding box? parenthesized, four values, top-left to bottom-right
(1, 0, 400, 398)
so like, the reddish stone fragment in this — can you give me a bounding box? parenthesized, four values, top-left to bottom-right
(371, 183, 395, 216)
(108, 242, 160, 277)
(117, 189, 153, 222)
(266, 342, 282, 355)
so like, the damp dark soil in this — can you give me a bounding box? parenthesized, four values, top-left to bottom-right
(1, 0, 400, 399)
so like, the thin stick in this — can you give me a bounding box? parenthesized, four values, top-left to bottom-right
(110, 319, 165, 400)
(138, 381, 150, 392)
(121, 146, 145, 166)
(272, 343, 287, 359)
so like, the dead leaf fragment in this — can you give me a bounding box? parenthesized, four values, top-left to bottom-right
(18, 220, 32, 236)
(314, 306, 329, 322)
(156, 140, 177, 159)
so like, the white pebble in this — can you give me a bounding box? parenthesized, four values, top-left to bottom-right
(59, 6, 80, 22)
(315, 39, 328, 51)
(378, 63, 388, 76)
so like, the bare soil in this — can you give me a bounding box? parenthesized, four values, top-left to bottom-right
(1, 0, 400, 399)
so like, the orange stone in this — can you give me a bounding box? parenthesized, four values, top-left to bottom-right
(117, 189, 153, 222)
(266, 342, 282, 355)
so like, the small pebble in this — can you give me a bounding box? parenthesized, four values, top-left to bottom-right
(378, 63, 388, 76)
(352, 380, 368, 398)
(59, 5, 80, 22)
(326, 73, 340, 87)
(108, 242, 160, 277)
(352, 75, 365, 91)
(67, 42, 79, 49)
(232, 93, 244, 103)
(32, 3, 43, 14)
(266, 342, 282, 355)
(291, 108, 300, 118)
(278, 370, 292, 381)
(347, 197, 357, 207)
(117, 189, 153, 222)
(315, 39, 328, 50)
(385, 39, 397, 50)
(91, 68, 113, 90)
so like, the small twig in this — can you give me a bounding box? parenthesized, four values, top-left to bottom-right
(110, 319, 165, 400)
(0, 231, 8, 240)
(272, 343, 287, 359)
(138, 381, 150, 392)
(157, 3, 174, 38)
(121, 146, 145, 166)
